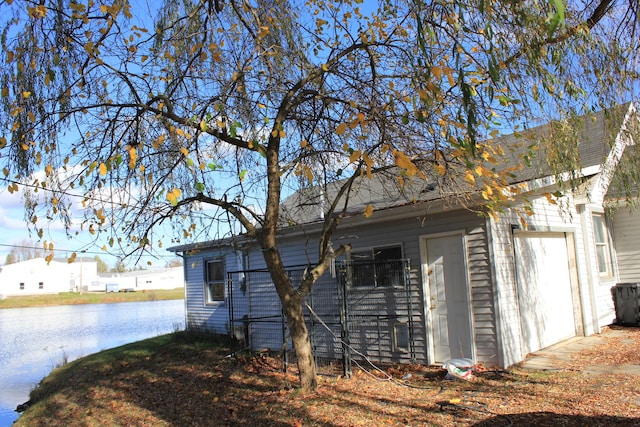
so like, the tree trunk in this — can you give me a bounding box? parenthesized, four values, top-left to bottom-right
(261, 244, 318, 391)
(282, 294, 318, 391)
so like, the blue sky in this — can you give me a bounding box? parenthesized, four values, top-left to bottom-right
(0, 185, 179, 269)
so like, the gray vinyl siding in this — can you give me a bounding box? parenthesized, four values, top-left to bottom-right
(181, 207, 498, 366)
(612, 207, 640, 283)
(244, 208, 494, 366)
(466, 223, 499, 366)
(183, 248, 246, 334)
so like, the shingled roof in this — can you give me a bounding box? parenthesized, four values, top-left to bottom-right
(280, 103, 637, 226)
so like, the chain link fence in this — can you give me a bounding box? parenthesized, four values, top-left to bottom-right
(227, 260, 420, 376)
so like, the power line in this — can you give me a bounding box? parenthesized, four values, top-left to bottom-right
(0, 176, 116, 206)
(0, 243, 177, 259)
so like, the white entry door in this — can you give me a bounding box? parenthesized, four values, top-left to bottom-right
(514, 232, 576, 355)
(424, 234, 473, 363)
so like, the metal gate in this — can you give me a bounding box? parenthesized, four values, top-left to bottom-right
(227, 259, 418, 376)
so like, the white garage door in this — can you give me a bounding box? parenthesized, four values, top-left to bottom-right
(514, 232, 576, 355)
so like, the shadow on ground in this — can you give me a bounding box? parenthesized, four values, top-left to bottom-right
(474, 412, 640, 426)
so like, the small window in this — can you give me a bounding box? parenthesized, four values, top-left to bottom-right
(19, 282, 25, 290)
(351, 245, 403, 287)
(39, 282, 44, 289)
(205, 259, 225, 303)
(592, 213, 613, 277)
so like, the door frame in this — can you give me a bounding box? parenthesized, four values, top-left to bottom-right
(512, 230, 583, 356)
(419, 230, 475, 364)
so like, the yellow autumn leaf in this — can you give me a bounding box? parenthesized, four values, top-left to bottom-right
(436, 164, 446, 176)
(68, 252, 77, 263)
(180, 146, 189, 157)
(166, 188, 181, 206)
(394, 151, 418, 176)
(335, 123, 348, 135)
(45, 253, 54, 264)
(127, 146, 138, 168)
(257, 26, 270, 38)
(464, 170, 475, 185)
(349, 150, 361, 163)
(99, 162, 107, 176)
(364, 204, 374, 218)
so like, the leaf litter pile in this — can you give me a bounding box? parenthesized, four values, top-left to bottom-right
(17, 326, 640, 426)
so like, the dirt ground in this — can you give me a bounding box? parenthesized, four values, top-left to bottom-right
(16, 325, 640, 427)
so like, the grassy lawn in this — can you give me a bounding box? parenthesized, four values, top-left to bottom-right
(0, 288, 184, 308)
(14, 327, 640, 427)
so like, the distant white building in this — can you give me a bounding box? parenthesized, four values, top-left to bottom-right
(97, 267, 185, 292)
(0, 258, 184, 298)
(0, 257, 99, 298)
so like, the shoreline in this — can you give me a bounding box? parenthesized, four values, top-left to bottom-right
(0, 288, 184, 309)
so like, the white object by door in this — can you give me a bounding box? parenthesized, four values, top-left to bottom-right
(423, 234, 473, 363)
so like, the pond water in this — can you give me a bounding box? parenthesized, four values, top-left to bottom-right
(0, 299, 185, 426)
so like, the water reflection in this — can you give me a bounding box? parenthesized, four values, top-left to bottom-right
(0, 300, 185, 426)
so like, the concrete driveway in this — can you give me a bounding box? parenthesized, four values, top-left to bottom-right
(519, 327, 640, 375)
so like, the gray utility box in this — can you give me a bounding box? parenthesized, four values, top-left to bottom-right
(614, 283, 640, 326)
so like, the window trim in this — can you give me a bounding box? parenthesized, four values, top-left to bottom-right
(349, 244, 404, 288)
(392, 322, 410, 353)
(592, 213, 613, 278)
(204, 258, 226, 305)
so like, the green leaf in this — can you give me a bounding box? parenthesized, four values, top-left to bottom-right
(548, 0, 566, 36)
(230, 121, 241, 138)
(239, 169, 247, 182)
(195, 182, 205, 192)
